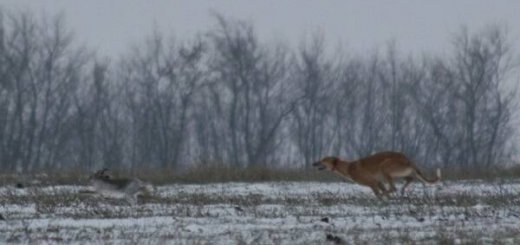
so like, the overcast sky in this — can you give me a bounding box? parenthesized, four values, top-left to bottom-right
(2, 0, 520, 58)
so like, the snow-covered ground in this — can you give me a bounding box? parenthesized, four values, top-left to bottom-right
(1, 180, 520, 244)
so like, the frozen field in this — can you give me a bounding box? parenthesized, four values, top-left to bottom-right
(1, 180, 520, 244)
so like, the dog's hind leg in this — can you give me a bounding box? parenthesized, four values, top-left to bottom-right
(369, 185, 383, 199)
(368, 181, 390, 199)
(376, 182, 390, 196)
(401, 176, 414, 195)
(382, 173, 397, 194)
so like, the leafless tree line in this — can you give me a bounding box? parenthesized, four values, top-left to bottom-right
(0, 10, 517, 173)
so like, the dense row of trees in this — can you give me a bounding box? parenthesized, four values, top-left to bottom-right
(0, 10, 517, 173)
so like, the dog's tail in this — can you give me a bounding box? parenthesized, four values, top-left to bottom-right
(415, 168, 441, 184)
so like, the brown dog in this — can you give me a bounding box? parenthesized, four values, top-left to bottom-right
(313, 151, 441, 197)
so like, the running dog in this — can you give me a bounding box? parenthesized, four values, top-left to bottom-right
(313, 151, 441, 197)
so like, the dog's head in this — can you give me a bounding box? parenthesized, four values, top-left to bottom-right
(90, 168, 112, 180)
(312, 156, 340, 171)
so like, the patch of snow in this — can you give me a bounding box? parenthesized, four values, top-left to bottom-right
(1, 180, 520, 244)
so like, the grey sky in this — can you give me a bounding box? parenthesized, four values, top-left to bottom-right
(2, 1, 520, 58)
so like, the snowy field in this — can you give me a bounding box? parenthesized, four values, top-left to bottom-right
(1, 180, 520, 244)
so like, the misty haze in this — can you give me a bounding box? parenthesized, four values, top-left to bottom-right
(0, 1, 520, 244)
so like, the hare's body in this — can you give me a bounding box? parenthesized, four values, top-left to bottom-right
(89, 169, 151, 203)
(90, 177, 142, 197)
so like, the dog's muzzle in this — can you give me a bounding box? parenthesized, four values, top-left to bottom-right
(312, 161, 326, 171)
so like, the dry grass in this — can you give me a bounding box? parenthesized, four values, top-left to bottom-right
(137, 165, 336, 184)
(440, 164, 520, 180)
(1, 164, 520, 187)
(133, 164, 520, 183)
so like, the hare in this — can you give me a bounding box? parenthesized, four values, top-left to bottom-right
(89, 168, 152, 204)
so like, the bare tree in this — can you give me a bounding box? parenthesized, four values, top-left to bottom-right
(409, 26, 517, 168)
(451, 26, 516, 166)
(118, 32, 205, 170)
(0, 10, 89, 172)
(290, 34, 338, 165)
(72, 59, 127, 171)
(203, 15, 295, 167)
(0, 9, 517, 173)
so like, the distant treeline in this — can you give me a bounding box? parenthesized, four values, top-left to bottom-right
(0, 10, 517, 173)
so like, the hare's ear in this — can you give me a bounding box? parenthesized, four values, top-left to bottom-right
(101, 168, 109, 174)
(100, 168, 112, 179)
(93, 168, 108, 177)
